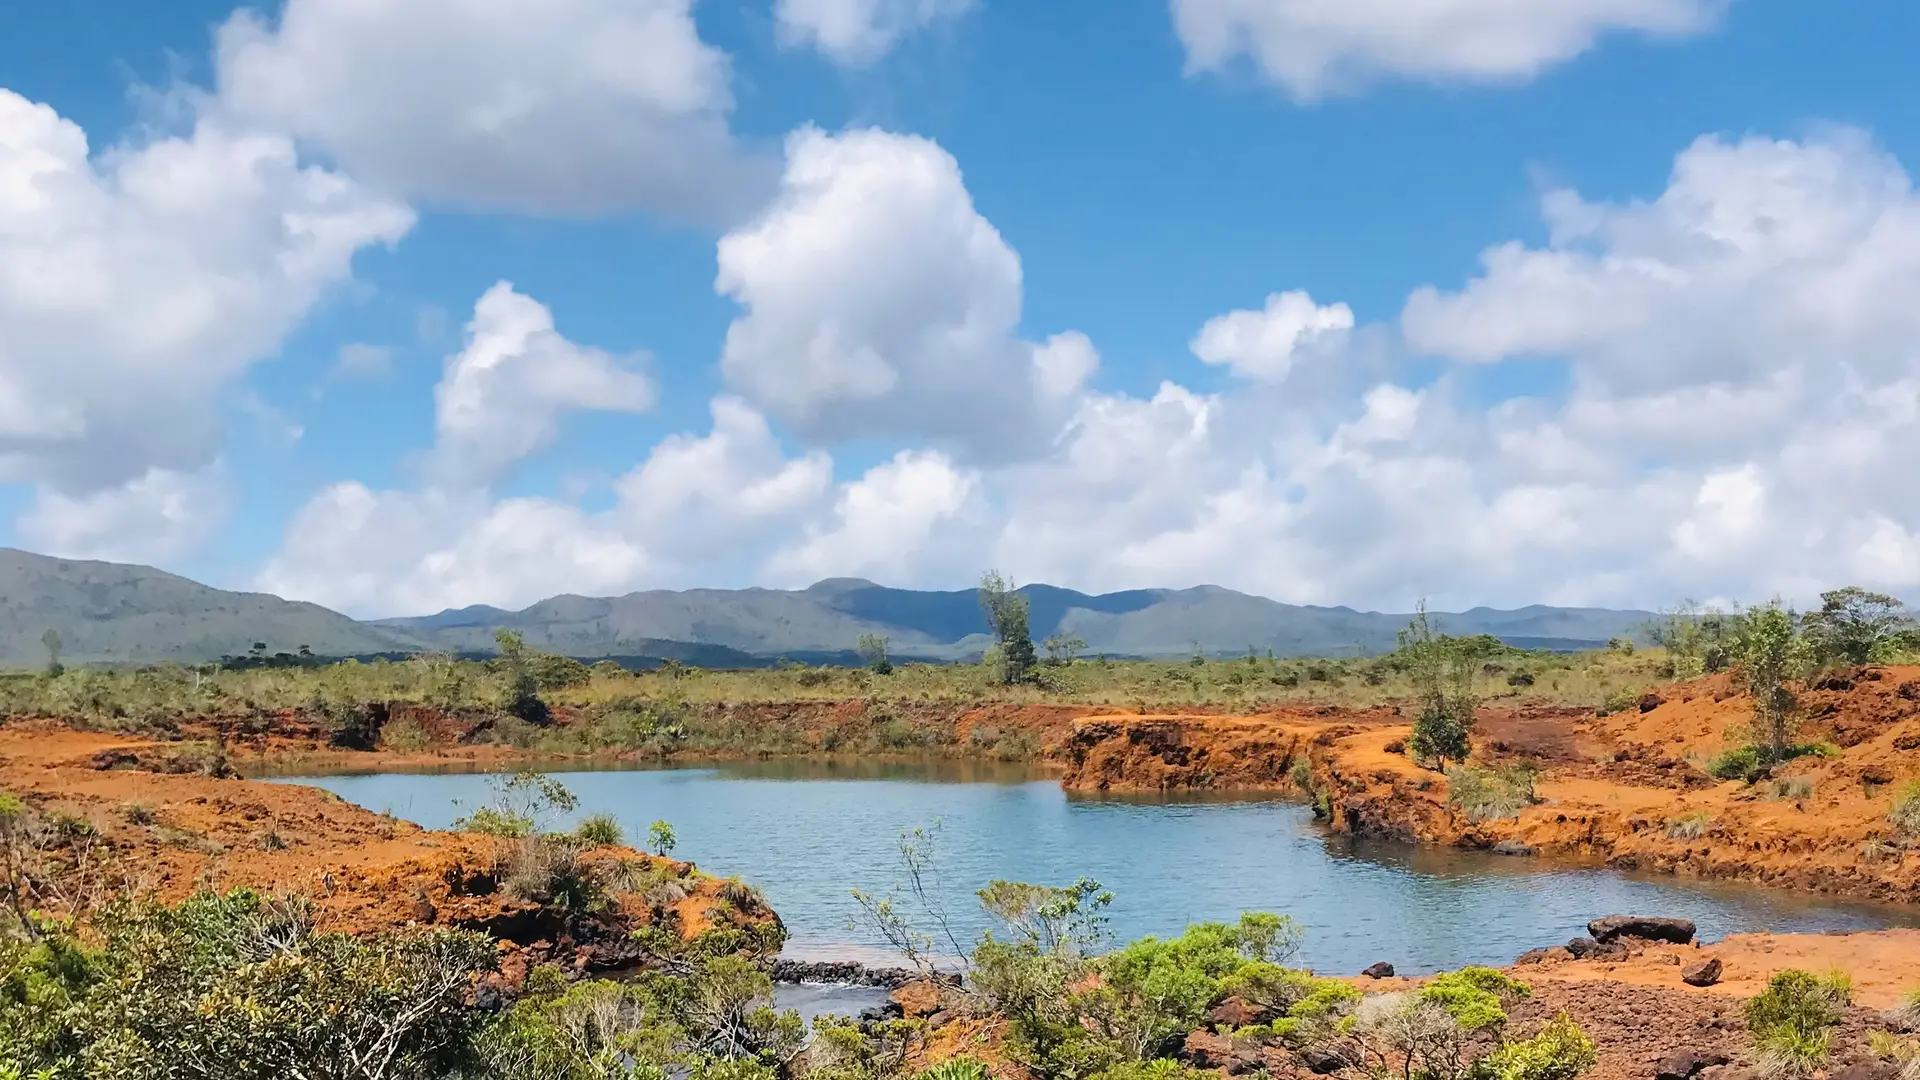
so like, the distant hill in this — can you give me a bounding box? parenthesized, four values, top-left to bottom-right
(0, 548, 1656, 667)
(0, 548, 421, 665)
(377, 578, 1654, 661)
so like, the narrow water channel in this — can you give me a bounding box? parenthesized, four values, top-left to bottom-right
(281, 759, 1918, 977)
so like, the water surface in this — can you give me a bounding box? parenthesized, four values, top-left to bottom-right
(286, 760, 1918, 976)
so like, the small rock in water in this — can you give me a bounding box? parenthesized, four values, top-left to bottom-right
(1360, 962, 1395, 979)
(1681, 957, 1722, 987)
(1588, 915, 1696, 945)
(1491, 840, 1536, 857)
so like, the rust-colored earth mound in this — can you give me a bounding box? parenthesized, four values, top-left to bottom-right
(0, 721, 773, 981)
(1058, 666, 1920, 903)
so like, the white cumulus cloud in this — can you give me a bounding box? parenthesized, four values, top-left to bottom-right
(18, 466, 231, 565)
(1172, 0, 1725, 99)
(768, 450, 978, 585)
(260, 289, 834, 615)
(0, 86, 410, 560)
(214, 0, 771, 219)
(1190, 290, 1353, 381)
(717, 127, 1088, 460)
(776, 0, 976, 65)
(266, 126, 1920, 616)
(432, 282, 655, 485)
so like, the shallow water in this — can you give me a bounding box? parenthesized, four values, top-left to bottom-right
(283, 759, 1920, 977)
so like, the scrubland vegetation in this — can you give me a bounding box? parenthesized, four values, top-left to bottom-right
(0, 632, 1665, 757)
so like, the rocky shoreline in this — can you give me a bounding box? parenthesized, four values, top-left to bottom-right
(768, 957, 962, 988)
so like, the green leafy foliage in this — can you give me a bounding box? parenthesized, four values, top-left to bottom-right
(1479, 1013, 1598, 1080)
(648, 820, 678, 858)
(0, 889, 496, 1079)
(1080, 917, 1301, 1059)
(1738, 603, 1813, 761)
(572, 814, 624, 848)
(494, 628, 552, 726)
(1804, 587, 1914, 667)
(1891, 782, 1920, 840)
(1444, 764, 1538, 822)
(912, 1058, 992, 1080)
(1745, 969, 1850, 1079)
(1708, 745, 1764, 783)
(1397, 604, 1489, 767)
(980, 571, 1038, 687)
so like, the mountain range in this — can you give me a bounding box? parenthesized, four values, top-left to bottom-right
(0, 548, 1654, 667)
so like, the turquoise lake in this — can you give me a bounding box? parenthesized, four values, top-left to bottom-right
(280, 759, 1918, 977)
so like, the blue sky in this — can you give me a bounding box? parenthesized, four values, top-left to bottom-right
(4, 0, 1920, 616)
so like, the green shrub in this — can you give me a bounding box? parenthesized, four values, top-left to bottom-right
(381, 716, 432, 752)
(1086, 1061, 1208, 1080)
(1597, 687, 1640, 716)
(572, 813, 624, 847)
(0, 889, 497, 1079)
(1664, 813, 1711, 840)
(916, 1057, 994, 1080)
(1745, 969, 1850, 1079)
(1765, 777, 1815, 802)
(1445, 765, 1538, 822)
(648, 819, 678, 857)
(1708, 745, 1764, 782)
(1480, 1012, 1598, 1080)
(1288, 757, 1314, 793)
(1891, 782, 1920, 839)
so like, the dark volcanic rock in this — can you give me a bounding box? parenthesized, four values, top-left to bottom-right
(1639, 692, 1665, 712)
(1830, 1064, 1898, 1080)
(1655, 1050, 1729, 1080)
(768, 959, 930, 988)
(1299, 1048, 1349, 1075)
(1681, 957, 1722, 987)
(1515, 946, 1574, 965)
(1361, 961, 1395, 979)
(1491, 840, 1538, 857)
(1588, 915, 1696, 945)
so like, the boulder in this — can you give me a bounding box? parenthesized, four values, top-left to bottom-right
(1655, 1050, 1729, 1080)
(1181, 1030, 1259, 1075)
(1588, 916, 1696, 945)
(1681, 957, 1722, 987)
(1181, 1030, 1235, 1070)
(1299, 1048, 1349, 1075)
(1830, 1063, 1899, 1080)
(1360, 962, 1395, 979)
(1639, 692, 1666, 713)
(1491, 840, 1537, 857)
(1515, 946, 1573, 965)
(1208, 995, 1274, 1028)
(1565, 936, 1600, 958)
(891, 980, 944, 1018)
